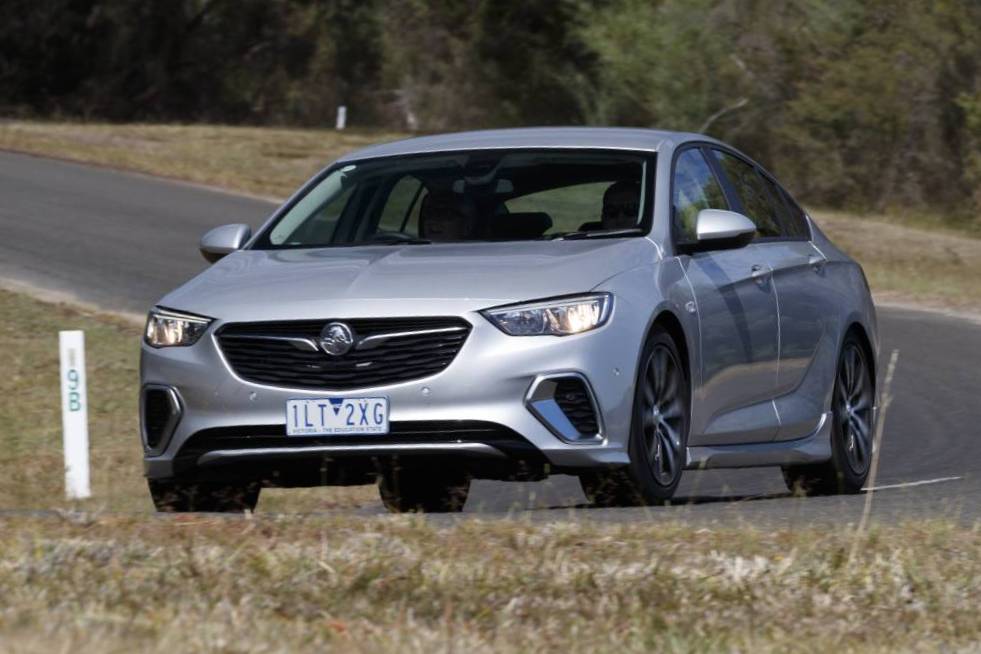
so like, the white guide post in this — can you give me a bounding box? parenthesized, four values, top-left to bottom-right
(59, 330, 91, 499)
(336, 105, 347, 130)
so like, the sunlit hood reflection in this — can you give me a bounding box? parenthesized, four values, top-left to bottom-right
(159, 239, 652, 320)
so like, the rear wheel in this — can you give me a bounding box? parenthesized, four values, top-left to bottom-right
(783, 333, 875, 495)
(148, 479, 260, 513)
(378, 466, 470, 513)
(581, 327, 690, 506)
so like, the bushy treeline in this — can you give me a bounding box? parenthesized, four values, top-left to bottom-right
(2, 0, 980, 218)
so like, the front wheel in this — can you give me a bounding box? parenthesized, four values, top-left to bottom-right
(378, 466, 470, 513)
(148, 479, 260, 513)
(581, 327, 690, 506)
(783, 333, 875, 495)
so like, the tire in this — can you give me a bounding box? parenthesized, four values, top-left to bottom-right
(580, 326, 690, 506)
(148, 479, 260, 513)
(378, 465, 470, 513)
(782, 333, 875, 495)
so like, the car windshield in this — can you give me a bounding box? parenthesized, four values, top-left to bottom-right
(254, 150, 651, 248)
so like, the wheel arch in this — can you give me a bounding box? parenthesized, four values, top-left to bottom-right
(649, 308, 692, 385)
(842, 320, 877, 394)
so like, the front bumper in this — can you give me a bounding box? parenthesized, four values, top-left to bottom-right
(140, 304, 649, 480)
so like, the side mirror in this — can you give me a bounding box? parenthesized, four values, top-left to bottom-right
(693, 209, 756, 252)
(200, 224, 251, 263)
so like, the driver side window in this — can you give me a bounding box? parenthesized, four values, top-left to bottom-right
(672, 149, 728, 243)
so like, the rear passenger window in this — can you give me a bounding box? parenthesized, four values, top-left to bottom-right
(759, 174, 808, 240)
(712, 150, 782, 238)
(672, 149, 728, 242)
(775, 186, 810, 239)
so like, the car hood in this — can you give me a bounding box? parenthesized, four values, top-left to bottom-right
(159, 239, 656, 322)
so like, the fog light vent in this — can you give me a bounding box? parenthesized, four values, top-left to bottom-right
(525, 374, 603, 443)
(553, 378, 599, 435)
(142, 387, 181, 451)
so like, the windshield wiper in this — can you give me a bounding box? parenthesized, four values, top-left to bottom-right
(364, 237, 433, 246)
(550, 227, 646, 240)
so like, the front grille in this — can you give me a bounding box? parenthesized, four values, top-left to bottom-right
(553, 378, 599, 435)
(216, 317, 471, 390)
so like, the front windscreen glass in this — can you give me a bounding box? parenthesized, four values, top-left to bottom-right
(255, 150, 651, 248)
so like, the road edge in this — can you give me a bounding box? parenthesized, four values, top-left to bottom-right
(0, 277, 145, 327)
(0, 146, 283, 206)
(873, 298, 981, 326)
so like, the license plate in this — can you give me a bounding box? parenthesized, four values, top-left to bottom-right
(285, 397, 389, 436)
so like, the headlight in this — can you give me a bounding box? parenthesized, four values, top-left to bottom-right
(482, 293, 613, 336)
(144, 307, 213, 348)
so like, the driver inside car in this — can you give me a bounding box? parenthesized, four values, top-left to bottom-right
(418, 190, 475, 241)
(600, 180, 642, 229)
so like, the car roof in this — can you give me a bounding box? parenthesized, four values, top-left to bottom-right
(335, 127, 721, 163)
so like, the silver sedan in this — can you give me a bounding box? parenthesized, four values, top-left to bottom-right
(139, 127, 878, 512)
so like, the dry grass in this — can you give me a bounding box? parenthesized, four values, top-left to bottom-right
(0, 514, 979, 652)
(2, 120, 979, 315)
(815, 211, 981, 315)
(0, 119, 405, 199)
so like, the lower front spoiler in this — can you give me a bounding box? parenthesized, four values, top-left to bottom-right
(144, 420, 551, 485)
(196, 442, 507, 467)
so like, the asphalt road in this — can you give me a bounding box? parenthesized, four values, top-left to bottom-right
(2, 150, 979, 525)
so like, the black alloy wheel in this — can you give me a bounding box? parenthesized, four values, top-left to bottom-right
(837, 340, 875, 477)
(642, 342, 687, 487)
(581, 326, 690, 506)
(783, 333, 875, 495)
